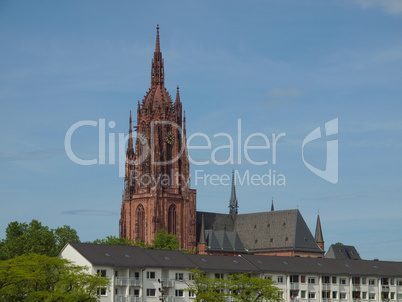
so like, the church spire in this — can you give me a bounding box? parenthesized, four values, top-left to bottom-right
(315, 211, 324, 251)
(151, 24, 164, 86)
(271, 198, 275, 211)
(126, 111, 134, 159)
(229, 169, 238, 217)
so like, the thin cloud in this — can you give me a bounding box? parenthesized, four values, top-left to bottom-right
(354, 0, 402, 16)
(0, 149, 62, 161)
(61, 209, 118, 216)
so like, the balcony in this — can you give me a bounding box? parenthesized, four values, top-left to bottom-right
(161, 278, 175, 288)
(115, 277, 128, 286)
(382, 286, 390, 292)
(115, 296, 141, 302)
(129, 278, 142, 287)
(290, 283, 300, 290)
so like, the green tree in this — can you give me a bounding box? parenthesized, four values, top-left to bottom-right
(227, 273, 282, 302)
(92, 236, 149, 248)
(186, 268, 227, 302)
(152, 229, 180, 250)
(186, 269, 282, 302)
(0, 220, 80, 260)
(0, 254, 110, 302)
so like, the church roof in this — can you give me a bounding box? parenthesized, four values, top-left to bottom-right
(205, 229, 246, 252)
(196, 209, 322, 253)
(325, 244, 362, 260)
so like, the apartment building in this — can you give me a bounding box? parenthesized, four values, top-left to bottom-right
(60, 242, 402, 302)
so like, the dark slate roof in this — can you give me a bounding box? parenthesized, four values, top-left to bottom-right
(325, 244, 362, 260)
(197, 209, 322, 253)
(67, 242, 159, 268)
(64, 243, 402, 277)
(205, 230, 246, 252)
(185, 254, 258, 273)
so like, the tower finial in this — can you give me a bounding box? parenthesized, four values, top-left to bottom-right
(229, 169, 238, 217)
(271, 197, 274, 211)
(155, 24, 160, 53)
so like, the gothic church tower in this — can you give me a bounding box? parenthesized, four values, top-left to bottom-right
(119, 26, 196, 250)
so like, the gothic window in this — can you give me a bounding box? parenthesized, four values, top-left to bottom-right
(136, 204, 145, 242)
(168, 204, 177, 235)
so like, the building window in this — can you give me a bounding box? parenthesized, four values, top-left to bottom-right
(189, 292, 195, 297)
(369, 293, 376, 300)
(397, 280, 402, 286)
(301, 291, 306, 299)
(308, 277, 316, 284)
(175, 290, 184, 297)
(97, 269, 107, 277)
(340, 292, 347, 299)
(352, 277, 360, 285)
(332, 276, 337, 284)
(215, 273, 224, 279)
(136, 204, 145, 242)
(290, 275, 299, 283)
(277, 276, 284, 283)
(340, 278, 346, 285)
(147, 289, 156, 297)
(131, 289, 139, 296)
(322, 291, 331, 299)
(362, 292, 367, 299)
(309, 292, 316, 299)
(168, 204, 177, 235)
(176, 273, 184, 280)
(301, 275, 306, 283)
(265, 275, 272, 280)
(391, 292, 395, 300)
(189, 273, 195, 281)
(323, 276, 330, 284)
(332, 291, 338, 299)
(146, 271, 156, 279)
(362, 278, 367, 285)
(369, 279, 376, 285)
(390, 278, 395, 286)
(397, 294, 402, 300)
(97, 288, 107, 296)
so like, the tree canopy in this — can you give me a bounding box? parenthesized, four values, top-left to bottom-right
(0, 254, 109, 302)
(0, 220, 80, 260)
(186, 269, 282, 302)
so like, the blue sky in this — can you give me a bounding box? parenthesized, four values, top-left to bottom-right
(1, 0, 402, 260)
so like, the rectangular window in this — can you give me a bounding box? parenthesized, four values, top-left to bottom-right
(340, 292, 347, 299)
(301, 275, 306, 283)
(301, 291, 306, 299)
(369, 279, 376, 285)
(265, 275, 272, 280)
(309, 292, 316, 299)
(332, 291, 338, 299)
(369, 293, 375, 300)
(391, 292, 395, 300)
(332, 276, 337, 284)
(362, 292, 367, 299)
(189, 273, 195, 281)
(308, 277, 316, 284)
(340, 278, 346, 285)
(146, 271, 156, 279)
(390, 278, 395, 286)
(397, 294, 402, 299)
(352, 277, 360, 285)
(97, 288, 107, 296)
(146, 289, 156, 297)
(322, 291, 330, 298)
(215, 273, 224, 279)
(97, 269, 107, 277)
(323, 276, 330, 284)
(397, 280, 402, 286)
(176, 273, 184, 280)
(115, 271, 118, 277)
(175, 289, 184, 297)
(277, 276, 284, 283)
(290, 275, 299, 283)
(362, 278, 367, 285)
(189, 292, 195, 297)
(133, 289, 139, 296)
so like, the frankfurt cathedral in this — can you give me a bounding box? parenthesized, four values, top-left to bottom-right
(119, 26, 325, 258)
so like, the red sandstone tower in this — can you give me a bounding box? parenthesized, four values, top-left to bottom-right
(119, 26, 196, 250)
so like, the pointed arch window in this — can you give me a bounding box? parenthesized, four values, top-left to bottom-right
(168, 204, 177, 235)
(136, 204, 145, 242)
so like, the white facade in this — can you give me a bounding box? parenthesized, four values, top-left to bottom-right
(60, 243, 402, 302)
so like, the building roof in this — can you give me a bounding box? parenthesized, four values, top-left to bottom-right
(325, 244, 362, 260)
(63, 242, 402, 277)
(197, 209, 322, 253)
(205, 229, 246, 252)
